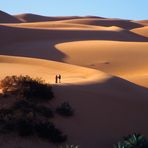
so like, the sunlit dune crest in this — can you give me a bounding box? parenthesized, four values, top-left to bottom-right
(131, 26, 148, 37)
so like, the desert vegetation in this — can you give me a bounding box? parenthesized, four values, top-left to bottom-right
(0, 75, 74, 144)
(56, 102, 74, 117)
(114, 133, 148, 148)
(60, 144, 79, 148)
(0, 75, 54, 101)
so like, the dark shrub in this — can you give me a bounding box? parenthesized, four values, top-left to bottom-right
(56, 102, 74, 117)
(35, 121, 67, 143)
(17, 118, 34, 137)
(2, 118, 16, 133)
(13, 100, 33, 109)
(0, 75, 54, 101)
(0, 75, 19, 94)
(35, 106, 54, 118)
(114, 133, 148, 148)
(13, 100, 53, 119)
(13, 100, 35, 113)
(0, 109, 15, 133)
(0, 108, 14, 122)
(0, 76, 73, 144)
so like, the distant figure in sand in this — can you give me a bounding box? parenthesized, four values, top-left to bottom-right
(55, 74, 62, 83)
(55, 75, 58, 83)
(58, 74, 61, 83)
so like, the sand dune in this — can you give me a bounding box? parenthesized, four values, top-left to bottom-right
(1, 40, 148, 87)
(131, 26, 148, 37)
(2, 21, 100, 30)
(54, 79, 148, 148)
(56, 40, 148, 87)
(14, 13, 105, 23)
(0, 10, 21, 23)
(134, 20, 148, 26)
(59, 18, 143, 30)
(1, 55, 148, 148)
(0, 55, 108, 84)
(15, 13, 82, 23)
(0, 24, 147, 49)
(0, 11, 148, 148)
(3, 22, 133, 31)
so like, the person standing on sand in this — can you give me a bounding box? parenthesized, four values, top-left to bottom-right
(58, 74, 61, 83)
(55, 75, 58, 83)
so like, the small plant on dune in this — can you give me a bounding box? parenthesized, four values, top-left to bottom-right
(114, 133, 148, 148)
(59, 144, 79, 148)
(0, 75, 54, 101)
(56, 102, 74, 117)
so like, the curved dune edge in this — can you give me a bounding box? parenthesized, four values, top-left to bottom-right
(0, 10, 21, 23)
(2, 21, 126, 32)
(131, 26, 148, 37)
(55, 40, 148, 87)
(1, 22, 100, 30)
(0, 55, 111, 85)
(0, 24, 147, 49)
(57, 18, 144, 30)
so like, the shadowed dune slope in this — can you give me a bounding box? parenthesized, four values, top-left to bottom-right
(56, 41, 148, 87)
(131, 26, 148, 37)
(0, 25, 147, 48)
(59, 18, 144, 30)
(54, 80, 148, 148)
(1, 56, 148, 148)
(0, 10, 21, 23)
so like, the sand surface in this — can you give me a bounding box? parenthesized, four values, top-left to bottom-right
(56, 40, 148, 87)
(134, 20, 148, 26)
(131, 26, 148, 37)
(0, 11, 148, 148)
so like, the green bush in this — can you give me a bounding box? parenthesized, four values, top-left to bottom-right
(0, 75, 54, 101)
(56, 102, 74, 117)
(114, 133, 148, 148)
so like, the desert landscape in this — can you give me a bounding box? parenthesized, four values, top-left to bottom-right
(0, 10, 148, 148)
